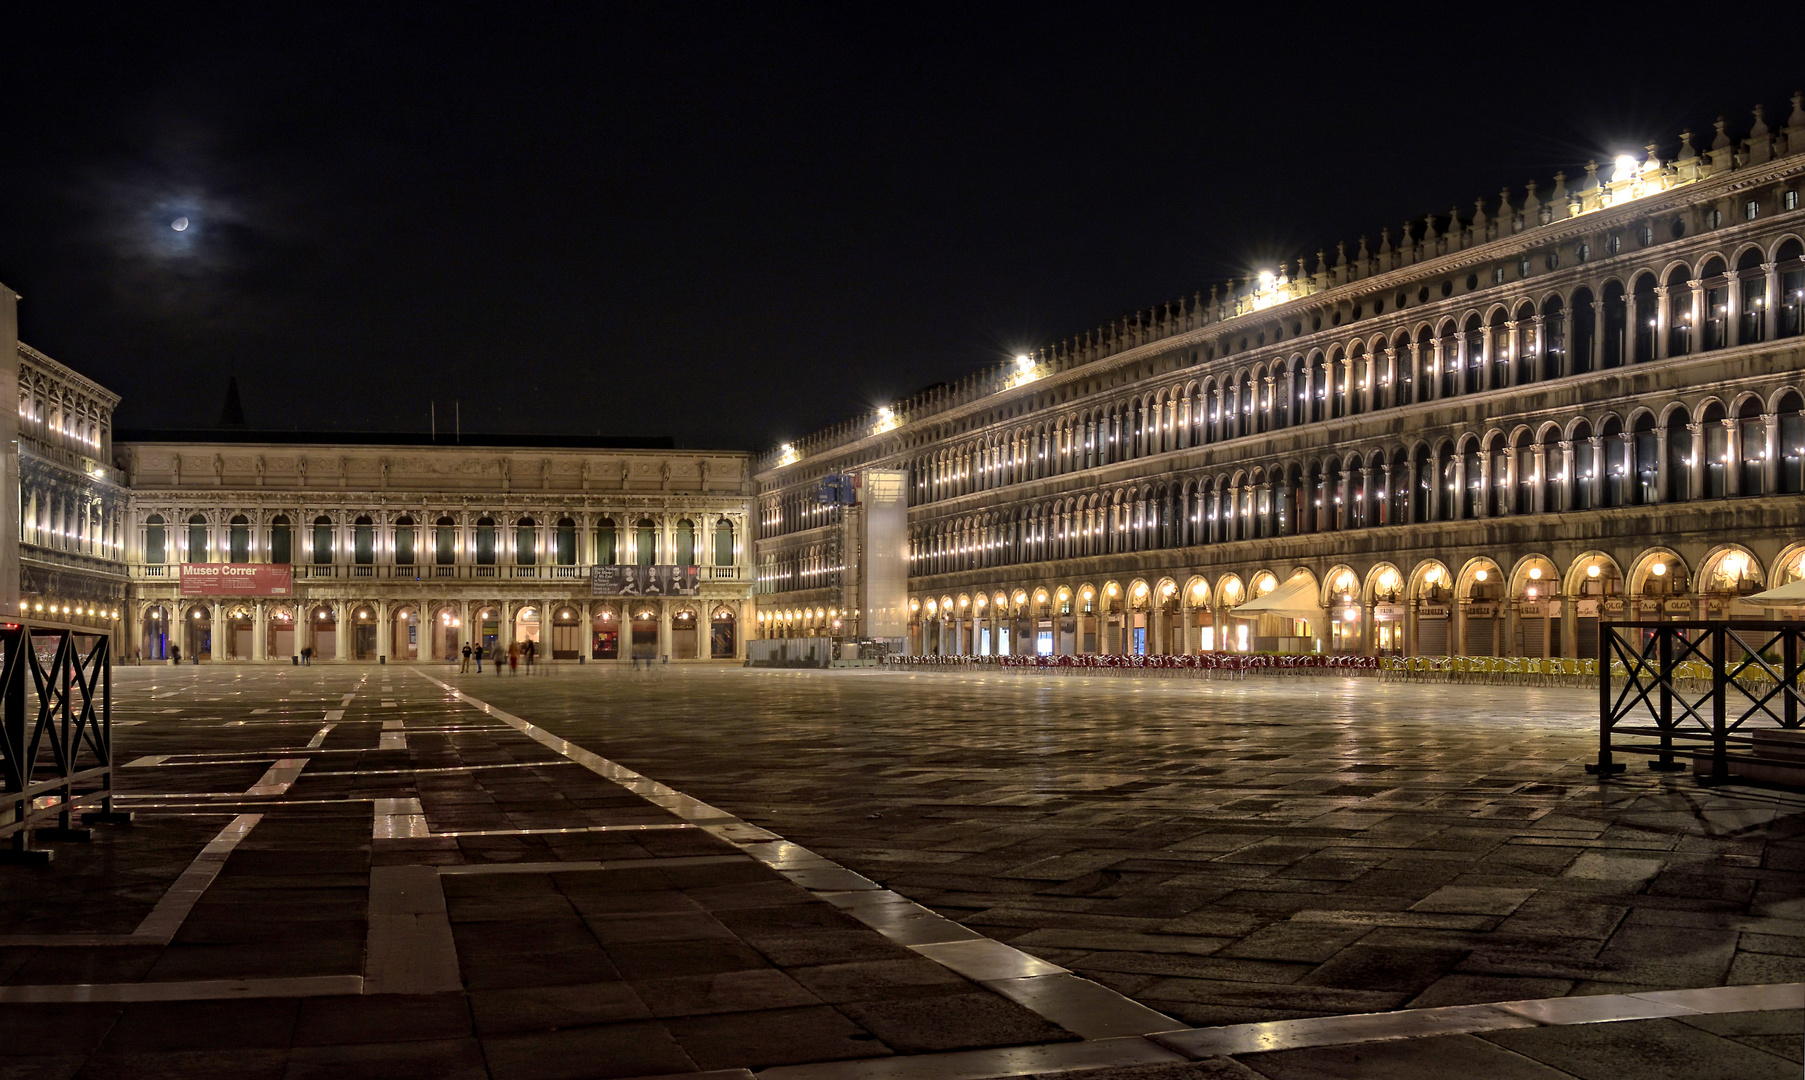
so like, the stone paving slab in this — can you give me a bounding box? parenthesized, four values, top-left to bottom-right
(0, 664, 1798, 1077)
(438, 667, 1805, 1030)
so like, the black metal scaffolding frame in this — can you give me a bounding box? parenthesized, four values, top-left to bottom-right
(1590, 620, 1805, 783)
(0, 619, 125, 863)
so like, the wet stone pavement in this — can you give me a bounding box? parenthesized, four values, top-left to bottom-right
(0, 664, 1797, 1079)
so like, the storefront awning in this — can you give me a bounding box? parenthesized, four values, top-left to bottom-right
(1230, 573, 1327, 624)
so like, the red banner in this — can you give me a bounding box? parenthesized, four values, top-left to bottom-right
(180, 563, 294, 596)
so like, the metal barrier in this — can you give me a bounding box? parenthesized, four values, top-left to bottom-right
(1589, 620, 1805, 785)
(0, 619, 126, 864)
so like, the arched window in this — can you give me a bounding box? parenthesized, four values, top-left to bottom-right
(1452, 320, 1477, 394)
(312, 516, 334, 564)
(1736, 398, 1764, 495)
(1570, 423, 1594, 511)
(1778, 240, 1805, 339)
(1569, 288, 1595, 375)
(188, 514, 209, 562)
(1540, 297, 1566, 380)
(394, 516, 415, 566)
(1702, 402, 1729, 498)
(555, 518, 576, 566)
(145, 514, 166, 564)
(1779, 391, 1805, 494)
(475, 517, 496, 564)
(714, 519, 734, 566)
(1666, 266, 1694, 356)
(675, 519, 695, 566)
(229, 515, 250, 563)
(514, 517, 536, 565)
(1633, 415, 1659, 504)
(1699, 257, 1729, 351)
(1737, 249, 1766, 344)
(1601, 282, 1627, 368)
(354, 516, 375, 565)
(1666, 407, 1692, 502)
(435, 517, 456, 565)
(270, 515, 291, 564)
(1631, 275, 1658, 362)
(594, 517, 617, 564)
(636, 519, 656, 566)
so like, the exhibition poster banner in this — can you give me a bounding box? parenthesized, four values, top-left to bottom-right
(590, 564, 701, 596)
(180, 563, 294, 596)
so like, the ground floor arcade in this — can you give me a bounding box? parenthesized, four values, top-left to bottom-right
(128, 591, 751, 663)
(892, 536, 1805, 661)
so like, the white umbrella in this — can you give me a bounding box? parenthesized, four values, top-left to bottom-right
(1230, 572, 1328, 625)
(1740, 579, 1805, 608)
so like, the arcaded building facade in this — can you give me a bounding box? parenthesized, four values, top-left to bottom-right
(754, 101, 1805, 659)
(119, 438, 755, 663)
(4, 303, 760, 662)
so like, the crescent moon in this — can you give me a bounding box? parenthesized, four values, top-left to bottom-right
(172, 217, 189, 231)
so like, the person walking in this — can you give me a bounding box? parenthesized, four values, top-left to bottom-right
(460, 643, 472, 673)
(300, 645, 312, 666)
(507, 640, 519, 676)
(170, 644, 181, 666)
(522, 638, 535, 675)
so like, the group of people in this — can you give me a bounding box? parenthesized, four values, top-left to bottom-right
(458, 639, 540, 675)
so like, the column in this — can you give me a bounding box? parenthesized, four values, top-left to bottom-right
(1763, 413, 1781, 494)
(209, 601, 224, 660)
(1405, 341, 1422, 403)
(1591, 299, 1607, 369)
(252, 602, 267, 662)
(1688, 423, 1706, 499)
(1653, 426, 1669, 502)
(1589, 436, 1606, 507)
(1654, 287, 1671, 359)
(1531, 446, 1547, 513)
(1450, 454, 1466, 520)
(334, 602, 349, 662)
(1688, 280, 1703, 350)
(1180, 605, 1194, 655)
(1501, 450, 1517, 516)
(1765, 261, 1781, 341)
(1723, 419, 1741, 496)
(1727, 270, 1743, 348)
(1427, 450, 1444, 521)
(1476, 454, 1492, 517)
(1480, 324, 1496, 388)
(376, 599, 391, 661)
(658, 602, 672, 662)
(1504, 321, 1521, 385)
(1558, 441, 1576, 512)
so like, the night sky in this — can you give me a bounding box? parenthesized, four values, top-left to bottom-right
(1, 7, 1798, 451)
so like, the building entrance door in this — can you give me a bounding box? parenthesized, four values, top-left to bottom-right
(631, 614, 658, 659)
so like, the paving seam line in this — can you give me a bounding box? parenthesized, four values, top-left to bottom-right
(745, 981, 1805, 1080)
(410, 668, 1185, 1042)
(0, 813, 263, 949)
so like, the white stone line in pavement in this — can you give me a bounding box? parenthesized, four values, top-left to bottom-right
(372, 797, 430, 839)
(1151, 981, 1805, 1058)
(306, 722, 338, 748)
(378, 717, 407, 750)
(410, 669, 1187, 1043)
(309, 760, 575, 777)
(751, 983, 1805, 1080)
(363, 864, 461, 995)
(756, 1036, 1186, 1080)
(0, 974, 364, 1004)
(437, 854, 752, 876)
(245, 757, 309, 795)
(430, 822, 697, 838)
(0, 815, 262, 948)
